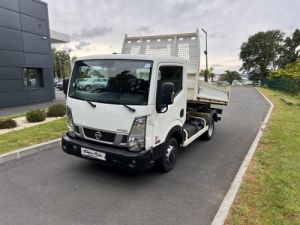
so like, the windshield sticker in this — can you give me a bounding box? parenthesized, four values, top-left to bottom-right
(144, 63, 151, 69)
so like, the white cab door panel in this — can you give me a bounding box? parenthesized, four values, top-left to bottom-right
(153, 63, 187, 146)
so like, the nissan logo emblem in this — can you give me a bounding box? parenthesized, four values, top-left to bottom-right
(94, 131, 102, 140)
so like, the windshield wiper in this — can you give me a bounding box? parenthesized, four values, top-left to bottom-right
(122, 104, 136, 113)
(87, 101, 96, 108)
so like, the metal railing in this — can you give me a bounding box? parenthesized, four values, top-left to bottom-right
(262, 78, 300, 96)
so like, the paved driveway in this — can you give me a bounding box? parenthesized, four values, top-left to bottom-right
(0, 87, 269, 225)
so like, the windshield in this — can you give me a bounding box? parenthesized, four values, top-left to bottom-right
(69, 59, 153, 105)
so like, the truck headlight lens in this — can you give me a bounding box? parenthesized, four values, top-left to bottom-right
(128, 117, 146, 152)
(66, 106, 75, 137)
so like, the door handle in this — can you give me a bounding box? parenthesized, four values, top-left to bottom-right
(180, 109, 184, 118)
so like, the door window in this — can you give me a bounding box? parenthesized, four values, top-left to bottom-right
(158, 66, 183, 95)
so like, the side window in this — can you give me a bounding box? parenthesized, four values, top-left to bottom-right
(158, 66, 183, 95)
(23, 68, 43, 88)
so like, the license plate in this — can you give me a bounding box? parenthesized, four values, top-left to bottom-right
(81, 148, 106, 161)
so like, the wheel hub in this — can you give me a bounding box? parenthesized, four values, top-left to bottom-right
(165, 145, 175, 164)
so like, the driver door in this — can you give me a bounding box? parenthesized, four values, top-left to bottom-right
(153, 63, 186, 146)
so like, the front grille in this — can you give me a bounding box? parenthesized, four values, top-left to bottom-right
(121, 135, 128, 144)
(83, 128, 116, 143)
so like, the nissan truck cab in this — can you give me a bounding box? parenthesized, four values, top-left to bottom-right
(61, 54, 225, 172)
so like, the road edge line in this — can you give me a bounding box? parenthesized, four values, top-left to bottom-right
(0, 138, 60, 165)
(211, 88, 274, 225)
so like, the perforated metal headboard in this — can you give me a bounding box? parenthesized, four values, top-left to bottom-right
(121, 30, 200, 75)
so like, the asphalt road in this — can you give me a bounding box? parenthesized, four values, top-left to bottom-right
(0, 87, 269, 225)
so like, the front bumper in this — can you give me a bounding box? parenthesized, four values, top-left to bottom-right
(61, 133, 161, 171)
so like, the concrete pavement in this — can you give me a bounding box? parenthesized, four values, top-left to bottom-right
(0, 87, 269, 225)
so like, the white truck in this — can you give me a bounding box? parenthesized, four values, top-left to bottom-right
(61, 30, 229, 172)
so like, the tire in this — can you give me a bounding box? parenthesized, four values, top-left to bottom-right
(157, 137, 179, 173)
(202, 119, 214, 141)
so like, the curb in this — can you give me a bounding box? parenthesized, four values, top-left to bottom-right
(0, 138, 60, 165)
(211, 88, 274, 225)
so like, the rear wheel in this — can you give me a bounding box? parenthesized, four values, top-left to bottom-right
(202, 119, 214, 140)
(157, 137, 179, 173)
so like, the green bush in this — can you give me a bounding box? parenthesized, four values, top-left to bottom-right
(26, 109, 46, 123)
(47, 104, 66, 117)
(0, 119, 17, 129)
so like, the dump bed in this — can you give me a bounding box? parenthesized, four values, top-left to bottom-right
(121, 30, 230, 105)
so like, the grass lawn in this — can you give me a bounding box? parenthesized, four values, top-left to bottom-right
(226, 88, 300, 225)
(0, 118, 67, 155)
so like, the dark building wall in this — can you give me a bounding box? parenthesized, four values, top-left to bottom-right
(0, 0, 54, 108)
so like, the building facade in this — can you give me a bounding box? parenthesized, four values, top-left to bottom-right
(0, 0, 54, 108)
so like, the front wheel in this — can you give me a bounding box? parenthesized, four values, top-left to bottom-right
(157, 137, 179, 173)
(202, 119, 214, 140)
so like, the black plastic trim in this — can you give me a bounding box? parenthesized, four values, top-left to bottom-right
(61, 133, 165, 172)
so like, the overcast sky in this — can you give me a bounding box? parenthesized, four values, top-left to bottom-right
(45, 0, 300, 73)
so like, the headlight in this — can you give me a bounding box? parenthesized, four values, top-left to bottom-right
(66, 106, 75, 137)
(128, 117, 146, 152)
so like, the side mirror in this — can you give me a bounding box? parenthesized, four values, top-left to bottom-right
(63, 78, 69, 96)
(161, 82, 175, 105)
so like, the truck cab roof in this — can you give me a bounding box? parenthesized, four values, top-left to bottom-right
(76, 54, 187, 64)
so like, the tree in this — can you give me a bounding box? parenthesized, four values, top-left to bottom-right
(270, 60, 300, 79)
(71, 56, 77, 65)
(240, 30, 284, 81)
(277, 29, 300, 68)
(200, 67, 215, 82)
(219, 70, 242, 85)
(52, 48, 74, 78)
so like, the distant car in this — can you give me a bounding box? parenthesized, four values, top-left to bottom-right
(54, 78, 60, 87)
(232, 80, 242, 86)
(56, 80, 63, 90)
(78, 77, 108, 91)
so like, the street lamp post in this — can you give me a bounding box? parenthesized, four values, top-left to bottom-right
(202, 28, 208, 82)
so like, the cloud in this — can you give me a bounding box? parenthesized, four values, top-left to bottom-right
(72, 26, 113, 40)
(170, 0, 203, 18)
(211, 63, 241, 74)
(45, 0, 300, 73)
(75, 40, 90, 50)
(137, 25, 153, 33)
(208, 32, 226, 39)
(211, 63, 227, 68)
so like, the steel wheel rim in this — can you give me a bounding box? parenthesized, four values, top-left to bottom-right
(165, 144, 176, 165)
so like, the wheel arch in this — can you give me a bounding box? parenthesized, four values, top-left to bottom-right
(165, 125, 185, 146)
